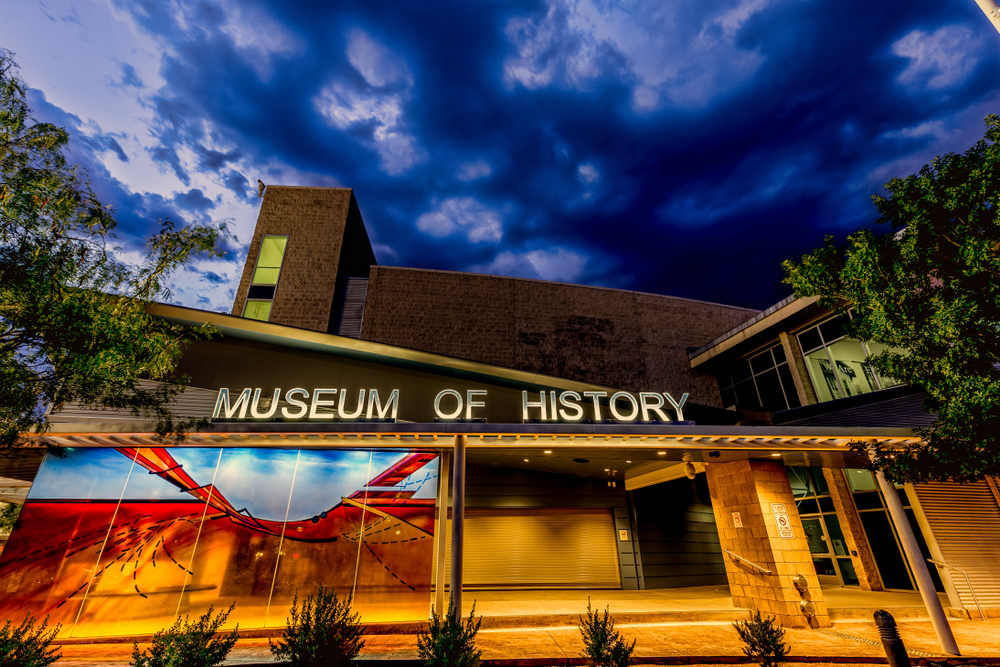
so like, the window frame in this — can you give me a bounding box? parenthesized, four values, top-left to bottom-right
(249, 234, 289, 287)
(718, 343, 798, 411)
(794, 312, 893, 401)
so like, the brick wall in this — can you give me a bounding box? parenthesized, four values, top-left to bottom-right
(705, 459, 830, 628)
(231, 187, 355, 332)
(361, 267, 758, 405)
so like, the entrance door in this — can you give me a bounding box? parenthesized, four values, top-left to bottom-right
(801, 516, 843, 586)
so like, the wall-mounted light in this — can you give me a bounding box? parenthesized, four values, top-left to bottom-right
(682, 453, 696, 480)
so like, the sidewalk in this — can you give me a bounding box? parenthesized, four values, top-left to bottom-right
(52, 618, 1000, 666)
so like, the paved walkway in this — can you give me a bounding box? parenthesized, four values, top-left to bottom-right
(52, 618, 1000, 666)
(50, 587, 1000, 666)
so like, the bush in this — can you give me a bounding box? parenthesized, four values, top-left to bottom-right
(0, 613, 61, 667)
(130, 604, 238, 667)
(417, 596, 482, 667)
(269, 587, 365, 667)
(733, 610, 789, 667)
(579, 598, 636, 667)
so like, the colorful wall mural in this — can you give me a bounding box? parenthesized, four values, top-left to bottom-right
(0, 447, 439, 638)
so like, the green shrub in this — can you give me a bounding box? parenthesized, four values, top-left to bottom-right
(733, 610, 789, 667)
(130, 604, 238, 667)
(269, 587, 365, 667)
(578, 598, 636, 667)
(417, 596, 482, 667)
(0, 613, 61, 667)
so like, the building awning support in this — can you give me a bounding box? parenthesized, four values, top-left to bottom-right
(875, 467, 959, 655)
(434, 452, 450, 616)
(449, 434, 466, 620)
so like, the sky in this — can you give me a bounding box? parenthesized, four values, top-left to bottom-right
(2, 0, 998, 312)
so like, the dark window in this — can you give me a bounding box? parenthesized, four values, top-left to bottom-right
(798, 327, 823, 354)
(733, 379, 760, 408)
(777, 365, 801, 408)
(772, 344, 787, 364)
(819, 314, 850, 345)
(754, 368, 787, 410)
(730, 359, 753, 384)
(750, 349, 775, 375)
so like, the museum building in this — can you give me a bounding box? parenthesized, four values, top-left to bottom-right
(0, 186, 998, 641)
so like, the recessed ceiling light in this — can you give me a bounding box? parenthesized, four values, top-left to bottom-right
(771, 453, 781, 457)
(544, 450, 552, 454)
(605, 468, 610, 472)
(657, 451, 666, 455)
(626, 460, 632, 463)
(524, 458, 529, 462)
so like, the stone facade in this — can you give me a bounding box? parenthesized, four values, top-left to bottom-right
(705, 459, 830, 628)
(231, 187, 373, 333)
(361, 266, 758, 406)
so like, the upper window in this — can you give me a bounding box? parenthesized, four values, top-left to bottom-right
(251, 235, 288, 285)
(796, 313, 904, 403)
(718, 343, 802, 411)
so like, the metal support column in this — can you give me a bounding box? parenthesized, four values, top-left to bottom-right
(875, 469, 960, 655)
(434, 452, 450, 617)
(449, 434, 466, 620)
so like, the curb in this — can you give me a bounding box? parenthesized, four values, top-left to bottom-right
(216, 658, 1000, 667)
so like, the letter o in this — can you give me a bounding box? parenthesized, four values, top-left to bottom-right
(609, 392, 639, 421)
(434, 389, 464, 419)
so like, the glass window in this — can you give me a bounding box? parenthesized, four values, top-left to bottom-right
(244, 300, 272, 322)
(845, 469, 879, 492)
(252, 236, 288, 286)
(717, 343, 798, 411)
(863, 340, 907, 388)
(826, 338, 879, 398)
(804, 347, 843, 402)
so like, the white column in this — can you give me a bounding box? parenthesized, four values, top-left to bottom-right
(449, 434, 466, 620)
(434, 452, 451, 616)
(875, 469, 960, 655)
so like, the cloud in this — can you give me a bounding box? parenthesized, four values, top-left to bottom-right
(502, 0, 770, 110)
(892, 25, 981, 90)
(577, 163, 599, 183)
(469, 247, 587, 283)
(314, 31, 423, 175)
(416, 197, 504, 243)
(174, 188, 217, 213)
(457, 160, 492, 181)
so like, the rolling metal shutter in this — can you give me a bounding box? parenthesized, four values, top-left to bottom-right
(441, 508, 621, 589)
(330, 277, 368, 338)
(913, 480, 1000, 609)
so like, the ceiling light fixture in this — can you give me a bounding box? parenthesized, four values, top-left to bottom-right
(657, 451, 666, 455)
(544, 450, 552, 454)
(524, 458, 529, 462)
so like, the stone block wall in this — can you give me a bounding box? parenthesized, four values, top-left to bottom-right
(361, 267, 759, 406)
(705, 459, 830, 628)
(231, 187, 355, 332)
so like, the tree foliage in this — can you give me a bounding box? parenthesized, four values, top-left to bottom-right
(130, 604, 238, 667)
(269, 587, 365, 667)
(0, 613, 61, 667)
(417, 596, 482, 667)
(0, 50, 232, 448)
(578, 598, 636, 667)
(783, 115, 1000, 482)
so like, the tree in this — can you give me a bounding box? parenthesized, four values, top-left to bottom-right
(783, 114, 1000, 483)
(0, 50, 232, 448)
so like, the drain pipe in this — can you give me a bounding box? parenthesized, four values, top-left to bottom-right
(873, 467, 960, 655)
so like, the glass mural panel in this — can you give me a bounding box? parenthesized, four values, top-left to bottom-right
(0, 446, 439, 638)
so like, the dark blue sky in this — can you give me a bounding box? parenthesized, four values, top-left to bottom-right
(4, 0, 998, 311)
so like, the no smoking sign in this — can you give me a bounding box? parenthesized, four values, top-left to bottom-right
(771, 503, 794, 538)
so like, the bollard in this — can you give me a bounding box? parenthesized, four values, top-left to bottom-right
(874, 610, 911, 667)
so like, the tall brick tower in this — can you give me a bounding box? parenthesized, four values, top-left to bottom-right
(231, 186, 376, 335)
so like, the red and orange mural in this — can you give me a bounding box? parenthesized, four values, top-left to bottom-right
(0, 447, 440, 638)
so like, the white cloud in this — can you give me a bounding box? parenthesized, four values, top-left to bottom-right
(892, 25, 981, 90)
(415, 197, 504, 243)
(502, 0, 770, 110)
(346, 29, 413, 87)
(469, 247, 587, 283)
(314, 31, 424, 175)
(577, 163, 599, 183)
(219, 2, 304, 80)
(457, 160, 493, 181)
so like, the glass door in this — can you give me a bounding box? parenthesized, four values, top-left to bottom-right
(801, 516, 842, 586)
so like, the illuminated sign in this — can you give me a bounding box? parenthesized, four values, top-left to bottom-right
(212, 387, 689, 423)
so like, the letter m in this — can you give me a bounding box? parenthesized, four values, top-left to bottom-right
(213, 388, 253, 419)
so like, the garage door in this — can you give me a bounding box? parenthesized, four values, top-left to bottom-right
(440, 508, 621, 589)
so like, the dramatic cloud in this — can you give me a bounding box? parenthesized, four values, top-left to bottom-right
(3, 0, 999, 313)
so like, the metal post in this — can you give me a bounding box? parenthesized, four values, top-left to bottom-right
(449, 434, 466, 620)
(874, 469, 960, 655)
(874, 610, 911, 667)
(434, 452, 450, 617)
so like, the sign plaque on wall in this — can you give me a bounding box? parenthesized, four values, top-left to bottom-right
(732, 512, 743, 528)
(619, 529, 629, 541)
(771, 503, 794, 538)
